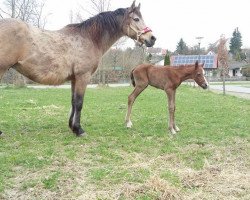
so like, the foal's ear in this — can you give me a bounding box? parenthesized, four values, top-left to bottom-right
(195, 60, 199, 69)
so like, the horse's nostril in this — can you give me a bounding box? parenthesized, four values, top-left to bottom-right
(151, 36, 156, 42)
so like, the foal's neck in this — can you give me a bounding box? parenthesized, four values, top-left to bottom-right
(177, 65, 195, 82)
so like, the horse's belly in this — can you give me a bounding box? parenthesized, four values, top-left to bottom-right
(14, 61, 72, 85)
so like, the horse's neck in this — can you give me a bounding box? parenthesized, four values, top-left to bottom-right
(99, 32, 124, 53)
(177, 66, 195, 82)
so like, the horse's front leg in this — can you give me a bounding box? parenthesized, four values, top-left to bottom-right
(69, 79, 76, 130)
(69, 73, 91, 136)
(165, 89, 179, 134)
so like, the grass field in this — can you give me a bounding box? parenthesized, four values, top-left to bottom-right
(0, 85, 249, 199)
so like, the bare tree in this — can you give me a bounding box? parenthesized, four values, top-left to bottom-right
(0, 0, 48, 86)
(217, 34, 229, 95)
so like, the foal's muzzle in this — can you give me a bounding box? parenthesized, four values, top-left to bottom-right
(201, 83, 208, 89)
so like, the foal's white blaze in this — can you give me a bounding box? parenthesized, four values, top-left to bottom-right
(203, 69, 209, 86)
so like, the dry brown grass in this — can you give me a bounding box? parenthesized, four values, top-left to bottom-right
(2, 137, 249, 200)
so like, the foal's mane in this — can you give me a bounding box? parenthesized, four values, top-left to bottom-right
(174, 64, 196, 68)
(66, 8, 128, 46)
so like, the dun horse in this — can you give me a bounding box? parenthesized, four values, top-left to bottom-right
(125, 61, 208, 134)
(0, 1, 156, 136)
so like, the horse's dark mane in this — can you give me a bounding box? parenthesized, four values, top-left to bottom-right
(66, 8, 127, 46)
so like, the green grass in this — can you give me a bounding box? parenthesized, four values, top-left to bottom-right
(0, 85, 249, 199)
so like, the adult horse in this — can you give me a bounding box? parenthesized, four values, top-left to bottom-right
(0, 1, 156, 136)
(125, 61, 208, 134)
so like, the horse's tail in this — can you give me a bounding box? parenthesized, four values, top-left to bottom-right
(130, 69, 136, 87)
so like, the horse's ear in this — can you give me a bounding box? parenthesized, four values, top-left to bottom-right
(131, 0, 136, 10)
(128, 0, 136, 13)
(202, 62, 205, 68)
(195, 60, 199, 69)
(137, 3, 141, 10)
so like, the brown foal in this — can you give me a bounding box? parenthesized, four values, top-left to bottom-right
(125, 61, 208, 134)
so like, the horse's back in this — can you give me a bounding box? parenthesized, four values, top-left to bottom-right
(0, 18, 30, 66)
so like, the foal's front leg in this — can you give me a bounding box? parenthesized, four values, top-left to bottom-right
(165, 89, 179, 134)
(69, 74, 91, 136)
(171, 90, 180, 133)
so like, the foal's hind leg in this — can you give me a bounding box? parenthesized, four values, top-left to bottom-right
(125, 85, 147, 128)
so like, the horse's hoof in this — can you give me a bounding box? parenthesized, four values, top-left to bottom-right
(0, 131, 3, 136)
(72, 127, 86, 137)
(76, 132, 87, 137)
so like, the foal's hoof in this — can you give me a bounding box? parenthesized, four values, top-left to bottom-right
(174, 126, 180, 132)
(169, 128, 177, 135)
(126, 121, 133, 128)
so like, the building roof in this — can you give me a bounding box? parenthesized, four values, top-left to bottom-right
(228, 60, 248, 69)
(170, 54, 218, 69)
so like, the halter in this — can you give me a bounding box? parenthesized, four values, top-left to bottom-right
(128, 24, 152, 44)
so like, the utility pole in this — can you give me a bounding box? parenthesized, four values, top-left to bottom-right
(196, 36, 204, 61)
(195, 36, 204, 87)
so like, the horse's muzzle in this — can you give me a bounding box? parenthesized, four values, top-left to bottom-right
(145, 35, 156, 47)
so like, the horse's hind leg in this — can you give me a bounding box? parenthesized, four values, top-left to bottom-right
(125, 85, 147, 128)
(0, 66, 8, 81)
(0, 66, 8, 135)
(0, 59, 15, 81)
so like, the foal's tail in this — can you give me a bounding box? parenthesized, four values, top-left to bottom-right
(130, 69, 136, 87)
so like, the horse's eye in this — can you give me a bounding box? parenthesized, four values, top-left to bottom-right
(133, 18, 139, 22)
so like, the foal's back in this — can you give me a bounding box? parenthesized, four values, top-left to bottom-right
(132, 64, 179, 90)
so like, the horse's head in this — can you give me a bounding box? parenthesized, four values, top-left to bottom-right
(123, 1, 156, 47)
(193, 61, 208, 89)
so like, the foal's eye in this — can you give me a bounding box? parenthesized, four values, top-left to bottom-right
(133, 18, 140, 22)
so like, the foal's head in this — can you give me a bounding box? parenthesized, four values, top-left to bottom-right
(123, 1, 156, 47)
(193, 61, 208, 89)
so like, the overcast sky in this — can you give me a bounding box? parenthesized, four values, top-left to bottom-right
(1, 0, 250, 51)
